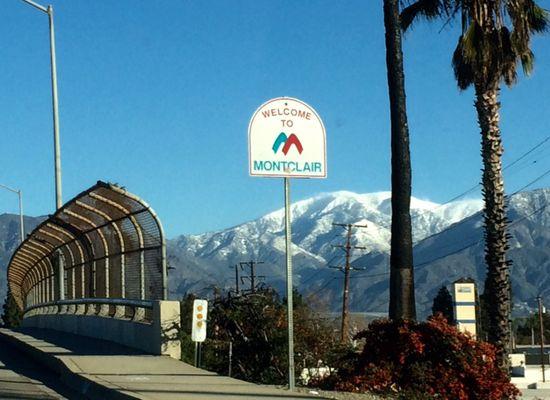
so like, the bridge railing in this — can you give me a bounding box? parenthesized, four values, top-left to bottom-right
(24, 298, 154, 323)
(7, 182, 180, 358)
(21, 298, 181, 358)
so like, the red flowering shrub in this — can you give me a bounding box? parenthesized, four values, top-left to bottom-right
(318, 315, 519, 400)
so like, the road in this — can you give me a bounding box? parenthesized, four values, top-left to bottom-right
(0, 338, 80, 399)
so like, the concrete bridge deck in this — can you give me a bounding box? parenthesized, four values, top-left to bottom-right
(0, 334, 80, 399)
(0, 328, 324, 400)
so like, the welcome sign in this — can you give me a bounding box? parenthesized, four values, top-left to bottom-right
(248, 97, 326, 178)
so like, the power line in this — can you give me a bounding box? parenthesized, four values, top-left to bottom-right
(305, 198, 548, 317)
(507, 167, 550, 197)
(299, 255, 341, 286)
(307, 137, 550, 314)
(305, 277, 338, 300)
(414, 201, 549, 270)
(346, 201, 550, 281)
(504, 136, 550, 171)
(412, 164, 550, 250)
(409, 135, 550, 230)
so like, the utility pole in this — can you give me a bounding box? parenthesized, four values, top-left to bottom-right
(332, 223, 367, 342)
(229, 264, 240, 295)
(531, 315, 535, 347)
(240, 260, 265, 293)
(538, 296, 546, 382)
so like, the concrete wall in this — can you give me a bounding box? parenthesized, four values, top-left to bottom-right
(21, 301, 181, 359)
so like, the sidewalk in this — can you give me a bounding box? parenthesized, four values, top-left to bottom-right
(0, 328, 325, 400)
(520, 389, 550, 399)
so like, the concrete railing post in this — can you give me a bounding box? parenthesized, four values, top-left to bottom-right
(152, 301, 181, 359)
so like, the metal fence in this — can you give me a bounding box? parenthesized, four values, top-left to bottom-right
(7, 181, 167, 311)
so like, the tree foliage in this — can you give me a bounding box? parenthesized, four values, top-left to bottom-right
(431, 286, 455, 324)
(318, 316, 520, 400)
(401, 0, 548, 90)
(515, 312, 550, 345)
(179, 288, 346, 385)
(1, 290, 22, 328)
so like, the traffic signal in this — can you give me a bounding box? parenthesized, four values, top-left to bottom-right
(191, 299, 208, 342)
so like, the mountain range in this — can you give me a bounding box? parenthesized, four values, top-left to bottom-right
(1, 188, 548, 319)
(167, 188, 549, 317)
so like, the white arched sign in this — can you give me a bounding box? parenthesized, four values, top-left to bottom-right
(248, 97, 327, 179)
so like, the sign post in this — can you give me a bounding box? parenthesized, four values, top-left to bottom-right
(191, 299, 208, 367)
(248, 97, 326, 391)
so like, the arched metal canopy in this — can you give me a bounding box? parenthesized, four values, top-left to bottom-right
(7, 181, 167, 310)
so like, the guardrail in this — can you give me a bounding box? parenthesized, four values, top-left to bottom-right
(23, 298, 154, 323)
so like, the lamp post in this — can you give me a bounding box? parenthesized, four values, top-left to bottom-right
(0, 184, 25, 244)
(20, 0, 62, 210)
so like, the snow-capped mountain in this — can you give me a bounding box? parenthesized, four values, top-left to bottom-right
(1, 189, 547, 319)
(167, 190, 484, 307)
(336, 188, 550, 318)
(173, 191, 483, 262)
(168, 188, 550, 318)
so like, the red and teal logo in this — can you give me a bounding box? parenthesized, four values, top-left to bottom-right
(272, 132, 303, 155)
(250, 130, 321, 175)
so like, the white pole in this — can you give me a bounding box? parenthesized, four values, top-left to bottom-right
(20, 0, 62, 210)
(57, 252, 65, 300)
(18, 190, 24, 244)
(284, 177, 295, 391)
(0, 184, 25, 244)
(48, 5, 62, 210)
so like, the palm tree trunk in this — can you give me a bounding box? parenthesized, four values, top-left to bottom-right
(383, 0, 416, 321)
(475, 82, 511, 371)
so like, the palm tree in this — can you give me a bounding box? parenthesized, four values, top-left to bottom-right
(400, 0, 548, 369)
(383, 0, 416, 321)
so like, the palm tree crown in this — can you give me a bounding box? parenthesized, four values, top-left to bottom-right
(401, 0, 548, 89)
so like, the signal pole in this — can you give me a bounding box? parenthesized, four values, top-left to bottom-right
(240, 260, 265, 293)
(332, 223, 367, 342)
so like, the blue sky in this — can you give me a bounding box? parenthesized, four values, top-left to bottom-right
(1, 0, 549, 237)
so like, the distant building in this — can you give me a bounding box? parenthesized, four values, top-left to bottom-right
(453, 278, 477, 338)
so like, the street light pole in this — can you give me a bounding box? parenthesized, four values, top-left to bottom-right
(20, 0, 62, 210)
(0, 184, 25, 244)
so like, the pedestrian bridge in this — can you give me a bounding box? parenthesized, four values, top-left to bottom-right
(7, 181, 180, 358)
(2, 181, 319, 399)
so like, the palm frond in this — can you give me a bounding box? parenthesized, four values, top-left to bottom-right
(452, 35, 475, 90)
(405, 0, 547, 88)
(527, 3, 549, 33)
(499, 26, 518, 86)
(520, 50, 535, 75)
(461, 22, 481, 64)
(400, 0, 453, 31)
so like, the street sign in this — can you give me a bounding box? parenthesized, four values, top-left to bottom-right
(247, 97, 327, 391)
(248, 97, 326, 179)
(191, 299, 208, 342)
